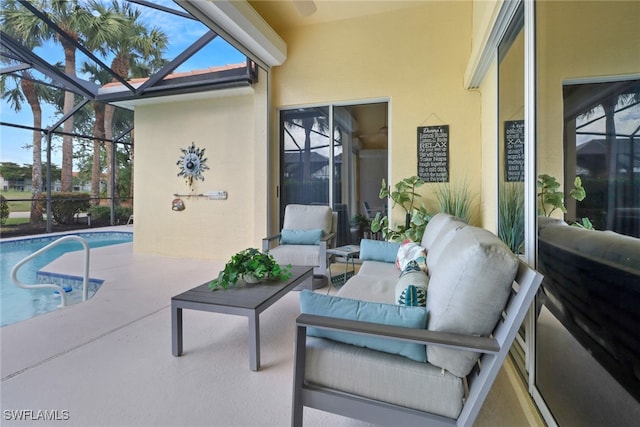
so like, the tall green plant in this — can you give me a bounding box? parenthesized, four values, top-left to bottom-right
(434, 179, 474, 224)
(498, 182, 525, 254)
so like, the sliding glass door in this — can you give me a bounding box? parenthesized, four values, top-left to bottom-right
(279, 102, 388, 246)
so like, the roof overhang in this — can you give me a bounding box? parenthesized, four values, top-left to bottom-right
(176, 0, 287, 69)
(110, 84, 254, 110)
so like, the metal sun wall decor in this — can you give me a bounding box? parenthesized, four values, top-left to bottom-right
(177, 142, 209, 189)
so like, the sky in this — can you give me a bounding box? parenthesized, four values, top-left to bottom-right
(0, 0, 245, 168)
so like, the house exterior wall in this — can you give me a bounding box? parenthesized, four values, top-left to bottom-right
(269, 1, 482, 229)
(132, 69, 268, 260)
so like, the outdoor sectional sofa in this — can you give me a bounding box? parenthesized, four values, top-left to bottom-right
(292, 213, 543, 426)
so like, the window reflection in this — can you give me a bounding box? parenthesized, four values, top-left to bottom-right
(564, 79, 640, 237)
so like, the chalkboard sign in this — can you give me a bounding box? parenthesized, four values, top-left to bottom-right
(417, 125, 449, 182)
(504, 120, 525, 182)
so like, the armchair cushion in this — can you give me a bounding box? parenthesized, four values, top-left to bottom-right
(299, 291, 427, 362)
(280, 228, 323, 245)
(282, 204, 333, 235)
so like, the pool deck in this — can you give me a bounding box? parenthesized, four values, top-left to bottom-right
(0, 226, 543, 426)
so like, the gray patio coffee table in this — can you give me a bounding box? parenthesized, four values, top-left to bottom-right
(171, 265, 313, 371)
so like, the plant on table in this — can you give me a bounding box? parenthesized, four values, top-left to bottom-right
(209, 248, 292, 290)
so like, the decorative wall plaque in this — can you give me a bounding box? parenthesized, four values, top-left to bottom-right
(504, 120, 525, 182)
(417, 125, 449, 183)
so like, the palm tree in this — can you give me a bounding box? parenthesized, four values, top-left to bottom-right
(284, 110, 330, 182)
(88, 0, 167, 204)
(80, 63, 112, 205)
(0, 0, 51, 223)
(43, 0, 97, 192)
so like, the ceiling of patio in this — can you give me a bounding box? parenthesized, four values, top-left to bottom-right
(1, 1, 402, 146)
(248, 0, 426, 32)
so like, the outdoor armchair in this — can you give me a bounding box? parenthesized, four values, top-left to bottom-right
(263, 204, 337, 289)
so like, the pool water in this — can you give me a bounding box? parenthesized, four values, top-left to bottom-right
(0, 232, 133, 327)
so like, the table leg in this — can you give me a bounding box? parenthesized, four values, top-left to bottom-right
(248, 311, 260, 371)
(172, 304, 183, 356)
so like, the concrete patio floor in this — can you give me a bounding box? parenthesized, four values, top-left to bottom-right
(1, 228, 543, 426)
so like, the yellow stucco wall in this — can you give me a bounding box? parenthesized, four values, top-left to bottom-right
(270, 1, 482, 227)
(132, 69, 268, 260)
(537, 0, 640, 185)
(479, 60, 498, 232)
(130, 0, 638, 260)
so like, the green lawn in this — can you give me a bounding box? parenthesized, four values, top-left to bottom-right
(0, 190, 33, 212)
(2, 217, 30, 226)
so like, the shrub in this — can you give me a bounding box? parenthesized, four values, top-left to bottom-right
(0, 195, 9, 225)
(37, 192, 91, 225)
(88, 205, 133, 224)
(88, 205, 111, 221)
(114, 206, 133, 224)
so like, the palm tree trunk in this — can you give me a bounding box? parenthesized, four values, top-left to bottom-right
(60, 39, 76, 192)
(129, 131, 134, 203)
(21, 77, 43, 223)
(92, 102, 106, 205)
(104, 104, 119, 205)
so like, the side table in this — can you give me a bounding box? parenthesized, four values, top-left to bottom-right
(326, 245, 360, 289)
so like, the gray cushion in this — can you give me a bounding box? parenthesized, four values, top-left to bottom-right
(282, 204, 333, 235)
(426, 226, 518, 377)
(357, 260, 400, 278)
(305, 337, 465, 419)
(539, 225, 640, 270)
(426, 222, 465, 270)
(337, 271, 397, 304)
(269, 245, 321, 267)
(420, 213, 466, 250)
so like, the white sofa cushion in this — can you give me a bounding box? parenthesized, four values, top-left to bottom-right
(357, 260, 400, 278)
(337, 260, 399, 303)
(420, 213, 467, 250)
(282, 204, 333, 235)
(269, 245, 321, 268)
(426, 226, 518, 377)
(336, 271, 396, 303)
(305, 337, 465, 419)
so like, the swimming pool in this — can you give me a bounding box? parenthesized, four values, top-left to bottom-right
(1, 231, 133, 327)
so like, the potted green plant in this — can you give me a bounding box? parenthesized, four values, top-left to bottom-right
(209, 248, 292, 290)
(351, 214, 370, 240)
(370, 176, 433, 242)
(434, 179, 474, 225)
(537, 174, 592, 229)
